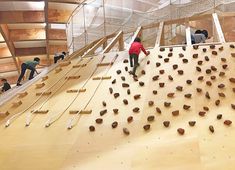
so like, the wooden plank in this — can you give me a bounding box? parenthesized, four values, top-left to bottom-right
(45, 1, 51, 65)
(155, 22, 164, 48)
(186, 26, 192, 46)
(84, 38, 107, 57)
(212, 13, 225, 43)
(15, 47, 47, 56)
(102, 31, 123, 54)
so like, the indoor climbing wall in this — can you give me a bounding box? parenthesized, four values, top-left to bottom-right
(0, 43, 234, 170)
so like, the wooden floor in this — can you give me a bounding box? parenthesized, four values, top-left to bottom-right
(0, 43, 235, 170)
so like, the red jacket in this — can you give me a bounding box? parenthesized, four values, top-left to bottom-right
(129, 42, 147, 55)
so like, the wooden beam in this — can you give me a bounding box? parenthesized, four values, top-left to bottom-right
(48, 9, 71, 23)
(0, 24, 20, 73)
(154, 22, 164, 48)
(0, 11, 44, 24)
(48, 29, 66, 40)
(15, 47, 46, 56)
(45, 1, 50, 65)
(84, 38, 107, 57)
(10, 28, 46, 41)
(212, 13, 225, 43)
(185, 19, 192, 46)
(102, 31, 123, 54)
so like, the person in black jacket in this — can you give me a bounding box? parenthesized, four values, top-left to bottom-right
(54, 52, 67, 64)
(1, 78, 11, 92)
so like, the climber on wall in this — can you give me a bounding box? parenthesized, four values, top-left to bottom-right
(191, 29, 209, 44)
(128, 37, 150, 78)
(54, 51, 68, 64)
(1, 78, 11, 92)
(16, 57, 41, 86)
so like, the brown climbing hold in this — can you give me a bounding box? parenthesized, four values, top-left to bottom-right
(182, 59, 188, 63)
(158, 55, 163, 58)
(189, 121, 196, 127)
(169, 47, 173, 52)
(179, 53, 184, 58)
(125, 66, 128, 71)
(224, 120, 232, 126)
(123, 99, 128, 105)
(127, 89, 131, 95)
(159, 82, 165, 87)
(219, 46, 223, 51)
(206, 69, 211, 74)
(205, 56, 209, 61)
(173, 64, 178, 70)
(164, 58, 169, 62)
(222, 64, 228, 69)
(209, 125, 214, 133)
(148, 101, 154, 106)
(96, 118, 103, 124)
(231, 53, 235, 57)
(231, 104, 235, 110)
(156, 62, 161, 67)
(141, 70, 146, 75)
(221, 58, 226, 62)
(206, 81, 212, 86)
(198, 60, 203, 65)
(183, 105, 190, 110)
(211, 76, 216, 80)
(143, 124, 151, 131)
(193, 54, 198, 59)
(172, 110, 179, 116)
(112, 79, 116, 84)
(196, 88, 202, 93)
(109, 87, 113, 94)
(159, 70, 165, 74)
(123, 59, 128, 63)
(134, 94, 141, 100)
(212, 51, 217, 55)
(100, 109, 107, 116)
(182, 46, 186, 51)
(102, 101, 106, 107)
(210, 44, 216, 49)
(112, 121, 118, 128)
(215, 100, 220, 106)
(211, 66, 217, 71)
(219, 72, 225, 77)
(233, 88, 235, 93)
(160, 47, 165, 52)
(153, 90, 158, 95)
(156, 107, 161, 114)
(199, 111, 206, 117)
(116, 70, 121, 74)
(205, 92, 210, 99)
(198, 76, 204, 81)
(122, 83, 129, 88)
(217, 114, 222, 120)
(121, 76, 126, 81)
(230, 44, 235, 48)
(168, 75, 173, 81)
(193, 45, 199, 50)
(147, 60, 150, 65)
(184, 94, 192, 98)
(167, 93, 175, 98)
(152, 75, 159, 81)
(176, 86, 183, 91)
(186, 80, 192, 85)
(133, 107, 140, 113)
(89, 126, 95, 132)
(196, 66, 201, 72)
(203, 106, 209, 111)
(139, 81, 144, 86)
(218, 84, 225, 89)
(147, 115, 155, 122)
(203, 48, 207, 52)
(177, 128, 185, 135)
(168, 53, 173, 57)
(114, 93, 120, 98)
(163, 121, 170, 127)
(127, 116, 133, 123)
(164, 102, 171, 107)
(113, 109, 119, 114)
(229, 78, 235, 83)
(123, 128, 130, 135)
(178, 70, 184, 75)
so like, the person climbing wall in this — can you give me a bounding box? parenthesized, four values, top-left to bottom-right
(128, 37, 150, 78)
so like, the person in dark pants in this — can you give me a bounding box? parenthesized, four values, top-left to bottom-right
(1, 78, 11, 92)
(16, 57, 40, 86)
(54, 52, 67, 64)
(129, 37, 150, 77)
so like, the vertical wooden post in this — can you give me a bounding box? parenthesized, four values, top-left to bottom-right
(154, 22, 164, 48)
(185, 19, 192, 45)
(212, 13, 225, 43)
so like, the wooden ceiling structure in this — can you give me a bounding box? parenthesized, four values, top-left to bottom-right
(0, 0, 85, 84)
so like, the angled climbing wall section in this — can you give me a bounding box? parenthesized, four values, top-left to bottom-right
(0, 43, 235, 170)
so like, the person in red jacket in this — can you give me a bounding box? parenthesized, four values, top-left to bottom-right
(129, 37, 150, 77)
